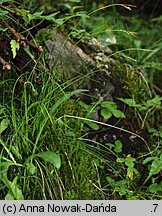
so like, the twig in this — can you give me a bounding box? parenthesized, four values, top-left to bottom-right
(0, 4, 21, 17)
(0, 19, 43, 51)
(24, 40, 43, 53)
(0, 18, 21, 42)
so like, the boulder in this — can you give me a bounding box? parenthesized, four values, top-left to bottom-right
(37, 27, 115, 101)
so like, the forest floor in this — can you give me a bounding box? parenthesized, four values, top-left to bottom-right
(0, 2, 162, 200)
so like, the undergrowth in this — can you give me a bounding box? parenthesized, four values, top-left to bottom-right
(0, 0, 162, 200)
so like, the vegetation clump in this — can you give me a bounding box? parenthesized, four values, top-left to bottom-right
(0, 0, 162, 200)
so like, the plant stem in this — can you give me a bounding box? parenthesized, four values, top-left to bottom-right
(0, 4, 21, 17)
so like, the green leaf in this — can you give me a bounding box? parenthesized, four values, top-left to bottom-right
(4, 193, 14, 200)
(53, 18, 64, 25)
(36, 151, 61, 169)
(115, 180, 127, 196)
(116, 157, 125, 163)
(95, 160, 104, 169)
(5, 177, 24, 200)
(22, 11, 33, 24)
(111, 109, 125, 118)
(15, 9, 61, 25)
(15, 9, 43, 24)
(39, 12, 59, 22)
(127, 167, 139, 180)
(32, 11, 44, 18)
(144, 96, 162, 108)
(57, 119, 65, 127)
(148, 159, 162, 178)
(26, 161, 36, 175)
(118, 98, 141, 108)
(0, 26, 8, 32)
(106, 176, 115, 187)
(101, 108, 112, 119)
(127, 195, 139, 200)
(115, 140, 122, 148)
(143, 157, 157, 164)
(0, 8, 9, 19)
(0, 162, 23, 200)
(106, 143, 115, 148)
(148, 183, 162, 193)
(0, 106, 5, 115)
(149, 128, 162, 138)
(79, 101, 96, 113)
(0, 138, 16, 163)
(125, 157, 136, 168)
(0, 162, 11, 177)
(115, 147, 122, 153)
(84, 120, 99, 130)
(0, 119, 9, 135)
(114, 140, 122, 153)
(0, 161, 22, 177)
(10, 40, 20, 58)
(101, 101, 117, 109)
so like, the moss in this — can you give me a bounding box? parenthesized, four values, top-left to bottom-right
(111, 59, 150, 102)
(35, 27, 55, 45)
